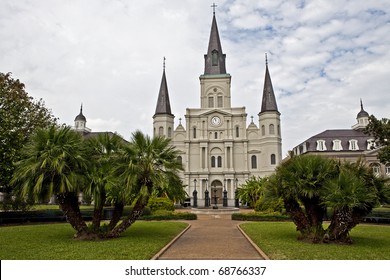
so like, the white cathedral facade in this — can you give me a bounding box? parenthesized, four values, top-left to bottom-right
(152, 13, 282, 206)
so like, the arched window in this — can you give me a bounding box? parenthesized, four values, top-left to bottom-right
(349, 139, 359, 151)
(193, 127, 197, 139)
(332, 140, 342, 151)
(386, 164, 390, 176)
(159, 126, 163, 136)
(217, 156, 222, 167)
(269, 124, 275, 134)
(271, 154, 276, 165)
(211, 156, 216, 168)
(168, 127, 172, 138)
(217, 95, 223, 107)
(261, 125, 265, 136)
(251, 155, 257, 169)
(177, 156, 182, 166)
(317, 140, 327, 151)
(208, 96, 214, 108)
(214, 132, 218, 139)
(235, 126, 239, 138)
(212, 49, 219, 66)
(277, 125, 281, 136)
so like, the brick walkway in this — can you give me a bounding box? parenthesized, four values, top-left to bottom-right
(153, 213, 268, 260)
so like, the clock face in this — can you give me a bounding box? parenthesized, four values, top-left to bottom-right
(211, 116, 221, 126)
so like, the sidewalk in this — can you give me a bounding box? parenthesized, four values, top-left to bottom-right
(154, 213, 267, 260)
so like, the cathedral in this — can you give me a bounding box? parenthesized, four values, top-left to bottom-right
(152, 12, 282, 207)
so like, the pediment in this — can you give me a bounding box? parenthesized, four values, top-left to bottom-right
(198, 109, 233, 117)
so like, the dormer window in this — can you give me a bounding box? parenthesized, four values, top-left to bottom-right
(316, 140, 327, 151)
(349, 139, 359, 151)
(212, 49, 219, 66)
(332, 140, 343, 151)
(367, 139, 377, 150)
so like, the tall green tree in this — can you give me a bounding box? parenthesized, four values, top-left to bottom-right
(108, 130, 183, 238)
(12, 126, 89, 237)
(0, 72, 57, 194)
(365, 115, 390, 164)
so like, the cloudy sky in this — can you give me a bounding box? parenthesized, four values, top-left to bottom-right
(1, 0, 389, 157)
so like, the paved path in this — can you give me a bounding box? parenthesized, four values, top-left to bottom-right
(155, 214, 266, 260)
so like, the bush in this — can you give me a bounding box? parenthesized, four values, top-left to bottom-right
(254, 197, 284, 213)
(232, 212, 290, 221)
(147, 197, 175, 213)
(140, 211, 197, 221)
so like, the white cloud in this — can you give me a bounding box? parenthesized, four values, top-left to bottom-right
(1, 0, 389, 157)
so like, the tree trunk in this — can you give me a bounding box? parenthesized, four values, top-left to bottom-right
(56, 192, 89, 238)
(284, 198, 311, 236)
(302, 197, 326, 242)
(327, 208, 353, 244)
(91, 193, 106, 230)
(108, 202, 124, 230)
(107, 196, 149, 238)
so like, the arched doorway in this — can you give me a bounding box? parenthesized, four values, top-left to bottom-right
(210, 180, 223, 205)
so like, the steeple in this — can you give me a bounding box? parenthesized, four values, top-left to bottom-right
(154, 57, 173, 117)
(204, 11, 226, 75)
(260, 54, 279, 113)
(352, 99, 369, 130)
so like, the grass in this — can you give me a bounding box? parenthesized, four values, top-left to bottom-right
(240, 222, 390, 260)
(0, 221, 188, 260)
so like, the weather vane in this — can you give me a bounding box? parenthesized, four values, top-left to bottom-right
(163, 56, 166, 71)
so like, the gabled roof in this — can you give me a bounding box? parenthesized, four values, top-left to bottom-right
(204, 14, 226, 75)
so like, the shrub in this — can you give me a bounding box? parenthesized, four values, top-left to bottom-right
(232, 212, 290, 221)
(147, 197, 175, 213)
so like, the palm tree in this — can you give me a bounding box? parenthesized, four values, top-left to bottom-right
(12, 126, 89, 237)
(324, 160, 387, 243)
(108, 130, 183, 238)
(84, 132, 124, 230)
(237, 176, 267, 208)
(272, 154, 338, 242)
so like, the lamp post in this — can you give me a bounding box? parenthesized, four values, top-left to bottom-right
(235, 178, 239, 208)
(193, 179, 198, 208)
(223, 179, 228, 207)
(204, 179, 210, 207)
(212, 182, 218, 209)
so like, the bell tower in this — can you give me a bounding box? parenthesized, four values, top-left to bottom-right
(153, 58, 175, 138)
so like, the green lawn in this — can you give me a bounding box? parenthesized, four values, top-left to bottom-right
(0, 221, 188, 260)
(240, 222, 390, 260)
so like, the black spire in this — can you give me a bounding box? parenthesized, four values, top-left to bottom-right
(154, 58, 173, 116)
(75, 104, 86, 121)
(260, 55, 279, 113)
(204, 11, 226, 75)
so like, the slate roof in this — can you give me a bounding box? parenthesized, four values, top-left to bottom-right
(297, 129, 373, 153)
(260, 62, 279, 113)
(154, 69, 173, 116)
(204, 14, 226, 75)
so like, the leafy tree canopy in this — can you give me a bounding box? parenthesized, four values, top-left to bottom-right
(365, 115, 390, 164)
(0, 72, 58, 192)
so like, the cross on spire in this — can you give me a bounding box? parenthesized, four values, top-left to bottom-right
(211, 3, 217, 15)
(163, 56, 166, 71)
(265, 53, 268, 66)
